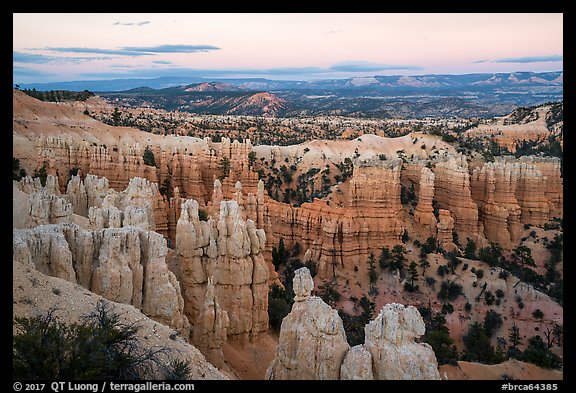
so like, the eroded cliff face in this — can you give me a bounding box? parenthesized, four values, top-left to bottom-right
(432, 155, 481, 243)
(175, 198, 269, 365)
(13, 223, 190, 337)
(263, 158, 404, 280)
(266, 268, 441, 380)
(470, 156, 563, 245)
(414, 167, 437, 238)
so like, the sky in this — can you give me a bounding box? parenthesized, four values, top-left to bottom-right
(13, 13, 563, 83)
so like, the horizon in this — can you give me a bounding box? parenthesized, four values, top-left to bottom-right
(13, 13, 563, 84)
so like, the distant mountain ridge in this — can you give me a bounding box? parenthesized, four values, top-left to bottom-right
(17, 71, 562, 92)
(18, 71, 562, 119)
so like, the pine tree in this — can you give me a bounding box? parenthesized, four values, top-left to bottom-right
(508, 324, 522, 350)
(368, 253, 378, 284)
(219, 157, 230, 180)
(408, 261, 419, 286)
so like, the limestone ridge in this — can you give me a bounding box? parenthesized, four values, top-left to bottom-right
(14, 174, 189, 336)
(175, 197, 269, 366)
(13, 223, 190, 337)
(266, 267, 441, 380)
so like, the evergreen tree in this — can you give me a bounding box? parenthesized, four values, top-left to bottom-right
(112, 107, 122, 126)
(32, 162, 48, 187)
(464, 239, 477, 259)
(379, 246, 391, 269)
(507, 323, 523, 359)
(368, 253, 378, 284)
(521, 336, 562, 369)
(219, 157, 230, 180)
(463, 322, 502, 364)
(421, 313, 458, 365)
(419, 257, 430, 275)
(248, 151, 257, 167)
(142, 147, 156, 167)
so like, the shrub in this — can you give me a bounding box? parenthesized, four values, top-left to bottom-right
(499, 270, 510, 280)
(532, 309, 544, 320)
(478, 243, 503, 266)
(198, 209, 208, 222)
(441, 303, 454, 314)
(438, 280, 462, 301)
(521, 336, 562, 369)
(464, 302, 472, 312)
(437, 265, 447, 277)
(13, 300, 189, 379)
(13, 158, 26, 181)
(476, 269, 484, 279)
(422, 236, 438, 254)
(495, 289, 505, 298)
(484, 291, 495, 306)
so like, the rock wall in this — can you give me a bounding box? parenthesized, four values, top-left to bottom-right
(263, 158, 404, 280)
(13, 223, 190, 336)
(175, 198, 269, 364)
(470, 156, 562, 244)
(266, 268, 441, 380)
(413, 167, 437, 238)
(432, 155, 482, 243)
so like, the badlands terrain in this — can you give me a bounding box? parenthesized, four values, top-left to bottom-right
(12, 89, 563, 380)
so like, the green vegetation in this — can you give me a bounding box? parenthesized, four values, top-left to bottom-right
(438, 280, 463, 301)
(13, 158, 27, 181)
(521, 336, 562, 369)
(21, 89, 94, 102)
(13, 300, 190, 379)
(142, 147, 156, 167)
(198, 209, 208, 222)
(32, 162, 48, 187)
(483, 310, 503, 338)
(368, 253, 378, 285)
(339, 295, 374, 346)
(462, 322, 504, 364)
(158, 178, 172, 198)
(420, 309, 458, 365)
(421, 236, 438, 254)
(404, 261, 419, 292)
(478, 243, 503, 266)
(268, 284, 293, 331)
(248, 151, 257, 167)
(464, 238, 477, 259)
(272, 238, 287, 270)
(219, 157, 230, 180)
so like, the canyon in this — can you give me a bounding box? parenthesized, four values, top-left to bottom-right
(12, 90, 563, 380)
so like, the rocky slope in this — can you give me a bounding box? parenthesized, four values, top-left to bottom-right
(13, 251, 226, 380)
